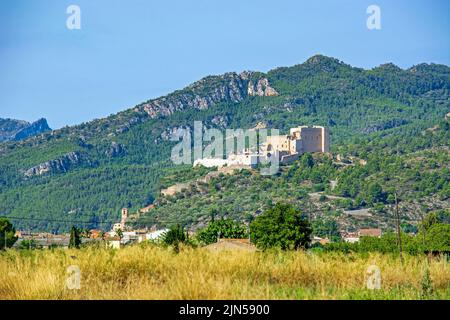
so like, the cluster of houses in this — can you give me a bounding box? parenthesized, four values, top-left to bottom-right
(105, 208, 168, 248)
(13, 208, 170, 249)
(14, 226, 170, 250)
(341, 228, 382, 243)
(13, 206, 382, 250)
(101, 228, 170, 249)
(309, 228, 383, 246)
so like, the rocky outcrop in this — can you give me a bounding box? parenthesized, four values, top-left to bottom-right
(24, 151, 91, 177)
(139, 72, 278, 119)
(0, 118, 51, 142)
(13, 118, 51, 141)
(0, 118, 28, 142)
(247, 78, 279, 97)
(105, 142, 126, 158)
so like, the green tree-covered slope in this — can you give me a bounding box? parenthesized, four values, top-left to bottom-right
(0, 55, 448, 232)
(134, 120, 449, 235)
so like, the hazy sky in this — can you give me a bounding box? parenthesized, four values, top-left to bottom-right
(0, 0, 449, 129)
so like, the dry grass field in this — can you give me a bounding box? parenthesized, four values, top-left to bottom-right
(0, 244, 449, 300)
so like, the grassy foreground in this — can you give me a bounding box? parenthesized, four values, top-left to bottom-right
(0, 244, 449, 300)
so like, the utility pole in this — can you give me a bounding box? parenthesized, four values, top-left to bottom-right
(394, 192, 404, 265)
(308, 201, 313, 222)
(419, 210, 426, 248)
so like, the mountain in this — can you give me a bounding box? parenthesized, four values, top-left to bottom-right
(0, 55, 448, 232)
(0, 118, 51, 142)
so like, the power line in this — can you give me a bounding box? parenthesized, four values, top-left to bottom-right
(2, 200, 424, 229)
(1, 214, 187, 226)
(0, 215, 116, 225)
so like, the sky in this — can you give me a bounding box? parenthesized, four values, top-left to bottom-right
(0, 0, 449, 129)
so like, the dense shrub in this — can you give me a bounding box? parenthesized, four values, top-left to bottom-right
(250, 203, 312, 250)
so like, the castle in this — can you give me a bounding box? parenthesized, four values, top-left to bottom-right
(194, 125, 329, 168)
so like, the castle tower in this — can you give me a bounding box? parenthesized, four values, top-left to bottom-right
(320, 126, 330, 153)
(289, 126, 329, 153)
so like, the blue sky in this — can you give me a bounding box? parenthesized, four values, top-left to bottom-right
(0, 0, 449, 129)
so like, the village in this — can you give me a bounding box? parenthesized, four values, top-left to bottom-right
(12, 205, 383, 250)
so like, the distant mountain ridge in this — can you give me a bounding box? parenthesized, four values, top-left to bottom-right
(0, 118, 51, 142)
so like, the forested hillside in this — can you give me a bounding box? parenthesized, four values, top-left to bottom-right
(0, 55, 448, 232)
(132, 119, 448, 236)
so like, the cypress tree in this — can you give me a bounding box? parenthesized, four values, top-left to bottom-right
(69, 226, 81, 249)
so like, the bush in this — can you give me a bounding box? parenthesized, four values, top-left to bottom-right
(18, 239, 41, 250)
(196, 219, 248, 245)
(162, 225, 189, 252)
(0, 218, 18, 250)
(423, 224, 450, 252)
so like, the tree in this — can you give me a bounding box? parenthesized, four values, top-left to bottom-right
(423, 224, 450, 252)
(301, 153, 315, 169)
(162, 225, 188, 252)
(311, 218, 340, 241)
(18, 239, 40, 250)
(197, 219, 248, 245)
(116, 228, 123, 240)
(69, 226, 81, 249)
(366, 182, 386, 205)
(386, 193, 396, 204)
(250, 203, 312, 250)
(420, 210, 449, 232)
(0, 218, 18, 250)
(420, 266, 434, 299)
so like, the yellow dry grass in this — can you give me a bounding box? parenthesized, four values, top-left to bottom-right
(0, 244, 449, 300)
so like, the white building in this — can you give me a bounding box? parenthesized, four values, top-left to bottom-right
(138, 228, 170, 243)
(121, 231, 138, 244)
(344, 236, 360, 243)
(193, 150, 260, 168)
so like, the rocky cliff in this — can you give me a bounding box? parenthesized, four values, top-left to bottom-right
(138, 72, 278, 119)
(24, 151, 92, 177)
(0, 118, 51, 142)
